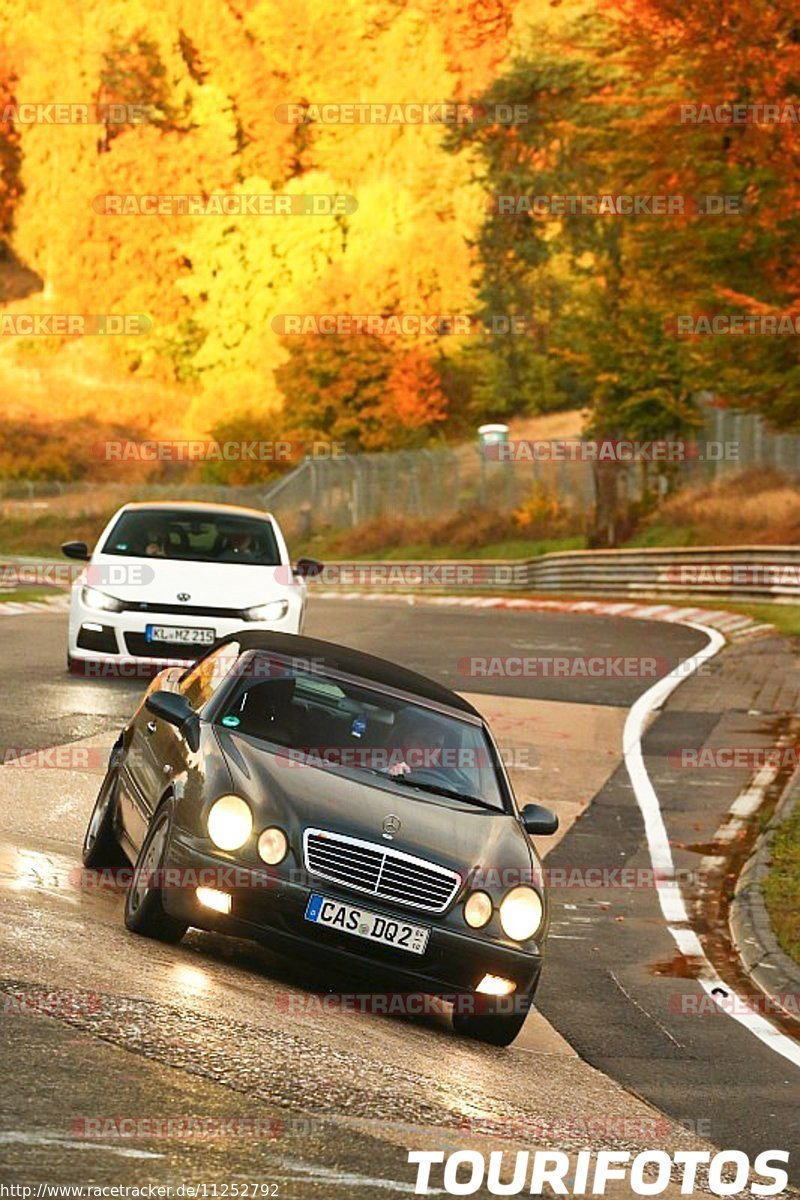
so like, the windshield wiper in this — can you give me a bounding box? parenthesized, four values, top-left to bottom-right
(382, 775, 496, 810)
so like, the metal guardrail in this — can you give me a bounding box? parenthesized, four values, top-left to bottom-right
(311, 547, 800, 605)
(516, 546, 800, 604)
(2, 547, 799, 605)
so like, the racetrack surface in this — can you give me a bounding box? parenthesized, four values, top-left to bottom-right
(0, 599, 797, 1194)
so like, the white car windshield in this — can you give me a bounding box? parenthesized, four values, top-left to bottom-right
(102, 510, 281, 565)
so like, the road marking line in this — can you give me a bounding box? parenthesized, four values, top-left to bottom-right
(608, 969, 684, 1049)
(0, 1131, 163, 1159)
(623, 621, 800, 1070)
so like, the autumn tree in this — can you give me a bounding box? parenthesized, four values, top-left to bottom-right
(0, 48, 21, 239)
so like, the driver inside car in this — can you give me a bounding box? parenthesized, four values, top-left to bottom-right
(383, 708, 451, 778)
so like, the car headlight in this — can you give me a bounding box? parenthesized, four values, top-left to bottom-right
(81, 586, 123, 613)
(243, 599, 289, 622)
(499, 886, 544, 941)
(464, 890, 493, 929)
(258, 827, 288, 865)
(207, 795, 253, 851)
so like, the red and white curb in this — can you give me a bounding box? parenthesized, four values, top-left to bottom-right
(0, 596, 69, 617)
(314, 591, 773, 641)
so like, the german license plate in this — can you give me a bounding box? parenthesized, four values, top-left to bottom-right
(145, 624, 215, 645)
(305, 893, 429, 955)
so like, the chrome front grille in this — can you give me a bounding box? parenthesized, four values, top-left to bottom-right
(303, 828, 461, 914)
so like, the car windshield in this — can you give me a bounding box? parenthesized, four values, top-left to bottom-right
(216, 653, 505, 811)
(101, 510, 281, 565)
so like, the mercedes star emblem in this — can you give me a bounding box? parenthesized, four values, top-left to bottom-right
(382, 814, 401, 838)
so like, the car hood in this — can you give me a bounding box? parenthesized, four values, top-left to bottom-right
(81, 554, 299, 610)
(215, 728, 537, 884)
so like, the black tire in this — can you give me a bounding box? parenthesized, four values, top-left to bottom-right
(124, 803, 188, 944)
(82, 757, 127, 870)
(67, 654, 82, 675)
(452, 999, 531, 1047)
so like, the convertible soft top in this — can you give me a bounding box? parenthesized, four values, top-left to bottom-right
(216, 630, 480, 718)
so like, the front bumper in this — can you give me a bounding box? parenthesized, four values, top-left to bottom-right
(68, 594, 304, 670)
(162, 834, 544, 1002)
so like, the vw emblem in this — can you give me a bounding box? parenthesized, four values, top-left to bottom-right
(177, 593, 191, 602)
(382, 814, 401, 839)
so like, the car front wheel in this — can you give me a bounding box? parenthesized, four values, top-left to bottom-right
(451, 996, 532, 1047)
(124, 804, 188, 944)
(82, 757, 127, 870)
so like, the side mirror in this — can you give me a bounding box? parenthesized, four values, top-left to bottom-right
(62, 540, 90, 561)
(521, 803, 559, 836)
(294, 557, 323, 579)
(146, 690, 195, 731)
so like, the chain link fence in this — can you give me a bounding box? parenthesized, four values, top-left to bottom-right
(262, 403, 800, 539)
(263, 446, 600, 541)
(2, 402, 798, 541)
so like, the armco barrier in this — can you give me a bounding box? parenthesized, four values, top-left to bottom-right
(3, 547, 800, 605)
(311, 547, 800, 605)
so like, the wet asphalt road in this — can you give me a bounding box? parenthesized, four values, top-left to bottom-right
(0, 600, 797, 1194)
(0, 600, 705, 753)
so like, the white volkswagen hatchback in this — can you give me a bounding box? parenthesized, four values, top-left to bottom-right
(62, 502, 320, 673)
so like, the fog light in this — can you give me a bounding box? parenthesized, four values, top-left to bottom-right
(258, 827, 288, 865)
(464, 890, 493, 929)
(196, 887, 231, 914)
(477, 974, 516, 997)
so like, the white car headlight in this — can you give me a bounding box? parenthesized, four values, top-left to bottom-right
(207, 795, 253, 851)
(81, 586, 124, 613)
(499, 886, 544, 941)
(243, 599, 289, 622)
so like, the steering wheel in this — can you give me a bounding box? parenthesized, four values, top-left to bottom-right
(402, 764, 477, 795)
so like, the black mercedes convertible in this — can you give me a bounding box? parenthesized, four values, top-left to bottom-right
(82, 632, 558, 1045)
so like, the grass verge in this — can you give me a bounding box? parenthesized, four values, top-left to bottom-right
(296, 535, 586, 560)
(681, 600, 800, 638)
(0, 588, 57, 604)
(762, 798, 800, 966)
